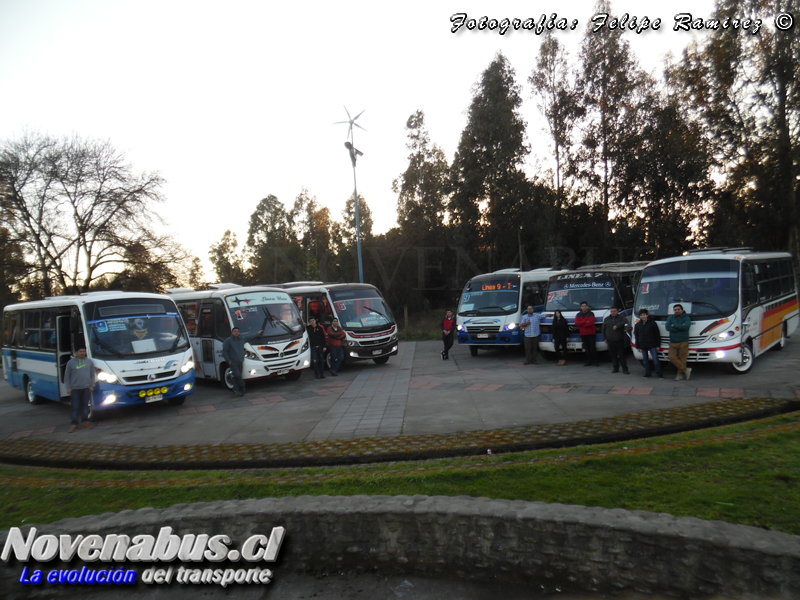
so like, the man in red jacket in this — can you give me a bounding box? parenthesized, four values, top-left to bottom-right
(574, 301, 599, 366)
(441, 310, 455, 360)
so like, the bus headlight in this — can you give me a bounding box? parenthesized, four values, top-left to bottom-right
(301, 341, 309, 351)
(96, 370, 118, 383)
(244, 350, 258, 360)
(181, 360, 194, 373)
(457, 324, 464, 331)
(718, 331, 736, 339)
(505, 323, 518, 330)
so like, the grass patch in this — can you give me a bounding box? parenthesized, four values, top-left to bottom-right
(2, 413, 800, 534)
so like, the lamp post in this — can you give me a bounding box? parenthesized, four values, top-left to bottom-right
(335, 107, 366, 284)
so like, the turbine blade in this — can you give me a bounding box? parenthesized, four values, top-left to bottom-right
(333, 120, 349, 125)
(343, 106, 352, 120)
(353, 122, 367, 132)
(353, 109, 365, 120)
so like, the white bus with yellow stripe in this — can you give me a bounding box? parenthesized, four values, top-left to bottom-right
(632, 249, 798, 374)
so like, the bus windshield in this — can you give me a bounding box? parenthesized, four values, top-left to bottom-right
(635, 260, 740, 319)
(458, 275, 520, 316)
(225, 291, 304, 339)
(84, 298, 189, 358)
(330, 289, 395, 330)
(545, 277, 617, 311)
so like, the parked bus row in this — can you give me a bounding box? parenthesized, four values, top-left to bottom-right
(456, 249, 799, 375)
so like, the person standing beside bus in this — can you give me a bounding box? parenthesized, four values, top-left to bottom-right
(520, 305, 545, 365)
(602, 306, 630, 374)
(222, 326, 264, 395)
(326, 318, 345, 375)
(441, 309, 455, 360)
(575, 301, 598, 366)
(552, 310, 569, 366)
(65, 346, 96, 433)
(634, 308, 663, 379)
(666, 304, 692, 381)
(307, 318, 327, 379)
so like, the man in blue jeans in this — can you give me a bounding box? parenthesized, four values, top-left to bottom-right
(65, 346, 96, 432)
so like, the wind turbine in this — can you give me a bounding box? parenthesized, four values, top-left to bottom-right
(335, 106, 366, 283)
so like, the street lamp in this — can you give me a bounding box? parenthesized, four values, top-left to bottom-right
(335, 106, 366, 283)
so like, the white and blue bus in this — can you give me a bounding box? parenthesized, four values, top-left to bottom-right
(539, 262, 648, 355)
(456, 268, 565, 356)
(2, 292, 195, 417)
(632, 249, 798, 374)
(167, 284, 311, 388)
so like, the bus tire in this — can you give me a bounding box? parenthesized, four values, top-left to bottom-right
(24, 377, 44, 405)
(726, 341, 754, 374)
(167, 396, 186, 406)
(373, 356, 390, 365)
(772, 324, 788, 351)
(284, 370, 302, 381)
(220, 363, 235, 391)
(469, 346, 478, 357)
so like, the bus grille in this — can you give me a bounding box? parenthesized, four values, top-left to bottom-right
(123, 371, 177, 384)
(358, 337, 391, 346)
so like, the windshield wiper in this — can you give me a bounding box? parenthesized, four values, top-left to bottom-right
(169, 328, 189, 353)
(91, 333, 125, 359)
(263, 306, 294, 335)
(689, 299, 726, 315)
(476, 306, 507, 314)
(459, 310, 478, 317)
(364, 307, 388, 320)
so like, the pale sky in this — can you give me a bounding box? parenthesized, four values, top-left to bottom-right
(1, 0, 736, 279)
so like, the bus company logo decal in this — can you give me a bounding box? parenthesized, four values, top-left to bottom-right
(3, 526, 285, 589)
(164, 361, 178, 370)
(147, 374, 156, 381)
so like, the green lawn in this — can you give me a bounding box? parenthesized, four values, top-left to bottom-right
(2, 413, 799, 534)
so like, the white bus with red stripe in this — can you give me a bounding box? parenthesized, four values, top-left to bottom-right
(632, 249, 798, 374)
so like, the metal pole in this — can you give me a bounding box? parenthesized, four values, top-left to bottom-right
(352, 132, 364, 284)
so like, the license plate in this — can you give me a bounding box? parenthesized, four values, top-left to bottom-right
(146, 394, 163, 403)
(477, 334, 489, 339)
(567, 343, 581, 350)
(276, 369, 289, 375)
(372, 349, 382, 355)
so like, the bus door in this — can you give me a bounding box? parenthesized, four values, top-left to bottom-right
(56, 315, 73, 399)
(307, 295, 332, 326)
(197, 301, 217, 378)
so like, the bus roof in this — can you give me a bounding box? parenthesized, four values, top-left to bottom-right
(645, 250, 793, 267)
(166, 285, 291, 300)
(3, 291, 177, 312)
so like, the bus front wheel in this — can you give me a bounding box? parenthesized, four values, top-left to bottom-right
(221, 364, 235, 391)
(24, 378, 44, 405)
(726, 342, 754, 374)
(469, 346, 478, 357)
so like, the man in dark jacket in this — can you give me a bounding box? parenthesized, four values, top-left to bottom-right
(666, 303, 692, 381)
(307, 318, 327, 380)
(65, 346, 96, 432)
(602, 307, 629, 374)
(222, 326, 264, 395)
(574, 302, 598, 366)
(634, 308, 663, 378)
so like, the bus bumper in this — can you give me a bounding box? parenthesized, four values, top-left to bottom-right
(95, 370, 196, 411)
(457, 328, 522, 346)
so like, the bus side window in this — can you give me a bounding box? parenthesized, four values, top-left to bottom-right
(4, 312, 19, 347)
(742, 265, 758, 307)
(40, 310, 57, 351)
(198, 307, 214, 338)
(214, 300, 230, 339)
(521, 283, 537, 309)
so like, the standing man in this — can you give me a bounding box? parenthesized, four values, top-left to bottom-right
(634, 308, 663, 379)
(602, 306, 630, 374)
(575, 301, 598, 366)
(66, 346, 96, 433)
(222, 326, 264, 395)
(520, 305, 545, 365)
(326, 318, 345, 376)
(307, 317, 327, 380)
(666, 303, 692, 381)
(441, 309, 455, 360)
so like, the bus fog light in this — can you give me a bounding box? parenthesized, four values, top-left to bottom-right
(715, 351, 726, 358)
(101, 394, 117, 405)
(392, 345, 398, 352)
(183, 383, 193, 391)
(249, 369, 257, 375)
(350, 351, 359, 357)
(303, 360, 310, 366)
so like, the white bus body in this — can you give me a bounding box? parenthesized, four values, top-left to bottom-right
(2, 292, 195, 416)
(539, 263, 648, 354)
(456, 268, 565, 356)
(167, 285, 311, 388)
(632, 249, 799, 374)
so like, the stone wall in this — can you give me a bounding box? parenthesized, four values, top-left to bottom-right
(2, 495, 799, 599)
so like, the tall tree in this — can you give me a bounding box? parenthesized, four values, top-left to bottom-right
(529, 33, 582, 236)
(450, 52, 529, 267)
(393, 110, 449, 240)
(575, 0, 647, 256)
(0, 132, 178, 294)
(208, 230, 248, 284)
(675, 0, 800, 254)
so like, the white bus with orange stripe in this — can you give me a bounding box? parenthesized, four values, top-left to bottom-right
(632, 249, 798, 374)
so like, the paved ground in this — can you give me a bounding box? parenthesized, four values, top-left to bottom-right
(2, 340, 798, 451)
